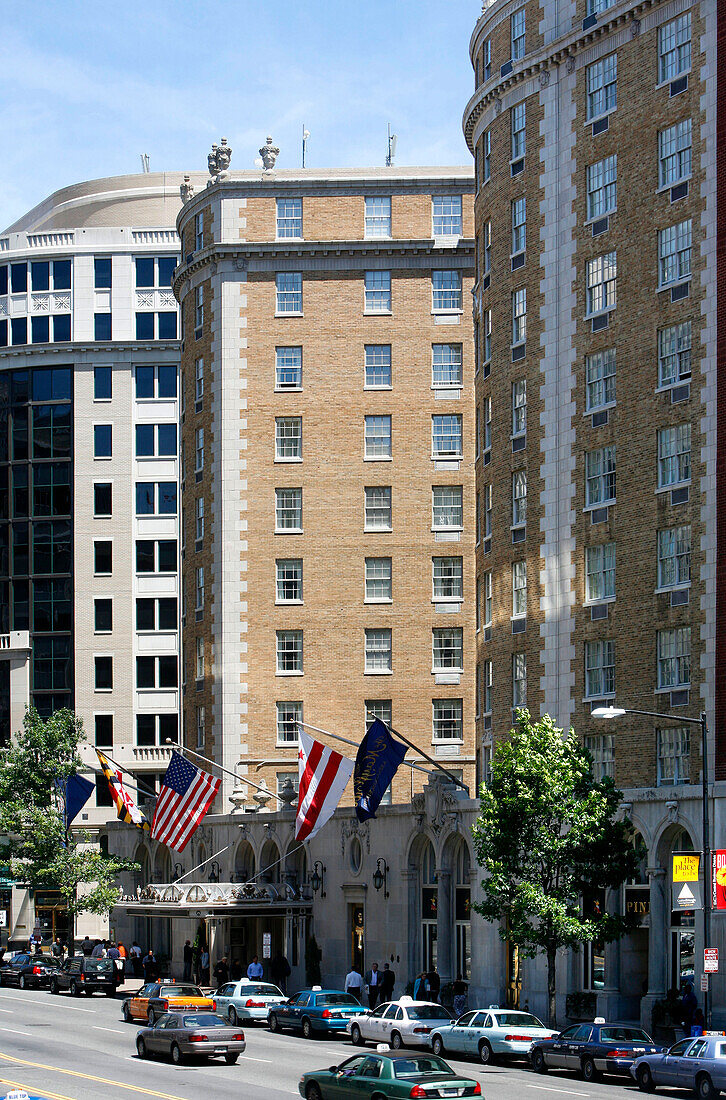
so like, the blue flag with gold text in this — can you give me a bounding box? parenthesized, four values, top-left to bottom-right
(354, 719, 407, 822)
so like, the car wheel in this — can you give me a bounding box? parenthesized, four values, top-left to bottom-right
(696, 1074, 718, 1100)
(136, 1037, 147, 1060)
(391, 1030, 403, 1050)
(171, 1043, 183, 1065)
(228, 1006, 238, 1025)
(531, 1048, 548, 1074)
(18, 975, 26, 990)
(50, 979, 58, 995)
(224, 1053, 239, 1065)
(432, 1035, 445, 1056)
(351, 1024, 363, 1046)
(147, 1009, 156, 1026)
(123, 1003, 132, 1022)
(478, 1040, 493, 1065)
(302, 1017, 313, 1040)
(305, 1085, 322, 1100)
(636, 1065, 655, 1093)
(268, 1013, 279, 1033)
(105, 987, 115, 998)
(581, 1057, 598, 1082)
(70, 980, 79, 997)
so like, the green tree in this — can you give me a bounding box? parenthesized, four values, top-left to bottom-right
(0, 707, 136, 931)
(472, 711, 639, 1026)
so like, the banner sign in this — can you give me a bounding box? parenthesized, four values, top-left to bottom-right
(672, 851, 703, 911)
(712, 850, 726, 910)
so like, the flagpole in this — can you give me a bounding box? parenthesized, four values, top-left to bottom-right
(297, 720, 434, 779)
(366, 711, 469, 793)
(168, 741, 286, 806)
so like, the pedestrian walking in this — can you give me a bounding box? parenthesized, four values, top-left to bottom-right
(364, 962, 381, 1009)
(130, 941, 142, 978)
(213, 956, 229, 987)
(246, 954, 263, 979)
(453, 974, 468, 1018)
(270, 951, 291, 993)
(345, 964, 364, 1001)
(380, 962, 395, 1002)
(51, 936, 64, 960)
(183, 939, 193, 982)
(413, 972, 426, 1000)
(200, 947, 210, 986)
(142, 949, 157, 983)
(426, 968, 440, 1003)
(91, 939, 106, 958)
(81, 935, 94, 957)
(230, 958, 242, 981)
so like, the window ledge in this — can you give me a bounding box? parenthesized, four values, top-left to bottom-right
(584, 596, 616, 607)
(657, 276, 691, 294)
(432, 738, 464, 746)
(93, 573, 113, 579)
(274, 386, 303, 394)
(275, 311, 304, 318)
(275, 456, 303, 464)
(584, 306, 616, 321)
(655, 379, 691, 394)
(363, 309, 392, 317)
(94, 454, 112, 462)
(584, 209, 617, 226)
(583, 501, 615, 513)
(275, 236, 304, 243)
(364, 385, 393, 392)
(432, 527, 464, 534)
(655, 481, 690, 495)
(364, 669, 393, 676)
(654, 685, 690, 695)
(586, 108, 617, 127)
(364, 455, 393, 462)
(275, 599, 304, 606)
(431, 598, 463, 606)
(510, 523, 526, 532)
(431, 385, 463, 393)
(657, 176, 692, 195)
(431, 310, 464, 317)
(582, 694, 616, 704)
(276, 670, 303, 677)
(655, 70, 691, 91)
(654, 584, 690, 595)
(432, 667, 463, 675)
(583, 401, 616, 417)
(431, 453, 463, 462)
(275, 528, 304, 535)
(94, 630, 112, 636)
(94, 688, 113, 694)
(276, 740, 300, 750)
(364, 598, 393, 605)
(364, 527, 392, 534)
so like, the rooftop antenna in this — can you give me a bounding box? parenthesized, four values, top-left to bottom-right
(140, 154, 150, 173)
(386, 124, 397, 168)
(302, 124, 310, 168)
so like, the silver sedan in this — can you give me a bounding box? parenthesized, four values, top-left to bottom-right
(630, 1033, 726, 1098)
(135, 1011, 246, 1065)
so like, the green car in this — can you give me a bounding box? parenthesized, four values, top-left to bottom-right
(298, 1050, 482, 1099)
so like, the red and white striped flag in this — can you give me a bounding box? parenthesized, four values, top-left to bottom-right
(295, 728, 354, 843)
(150, 751, 220, 852)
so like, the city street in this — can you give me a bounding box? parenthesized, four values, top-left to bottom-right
(0, 986, 673, 1100)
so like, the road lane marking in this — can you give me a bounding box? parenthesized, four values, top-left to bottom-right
(93, 1025, 126, 1034)
(525, 1086, 590, 1097)
(243, 1055, 274, 1062)
(0, 993, 94, 1013)
(0, 1076, 78, 1100)
(0, 1052, 192, 1099)
(0, 1026, 31, 1036)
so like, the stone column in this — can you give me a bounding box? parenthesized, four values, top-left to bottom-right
(402, 870, 418, 988)
(597, 887, 623, 1020)
(208, 918, 217, 987)
(641, 867, 667, 1031)
(436, 868, 453, 986)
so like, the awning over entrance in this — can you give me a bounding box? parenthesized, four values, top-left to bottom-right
(114, 880, 312, 920)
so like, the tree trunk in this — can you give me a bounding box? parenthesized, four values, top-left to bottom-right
(547, 943, 557, 1028)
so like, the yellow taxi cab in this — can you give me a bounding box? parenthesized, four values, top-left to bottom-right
(122, 981, 214, 1024)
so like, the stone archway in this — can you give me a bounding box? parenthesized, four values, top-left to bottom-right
(234, 839, 255, 884)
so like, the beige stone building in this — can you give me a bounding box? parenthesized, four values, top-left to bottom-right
(173, 168, 476, 810)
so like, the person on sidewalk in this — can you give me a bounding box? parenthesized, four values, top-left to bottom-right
(247, 954, 263, 979)
(364, 962, 381, 1009)
(270, 951, 291, 993)
(380, 962, 395, 1002)
(213, 956, 229, 987)
(200, 947, 210, 986)
(142, 949, 157, 983)
(81, 935, 94, 957)
(345, 964, 364, 1002)
(183, 940, 193, 982)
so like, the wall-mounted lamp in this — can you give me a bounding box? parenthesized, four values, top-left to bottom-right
(373, 858, 389, 898)
(173, 862, 183, 879)
(310, 860, 326, 897)
(207, 860, 221, 883)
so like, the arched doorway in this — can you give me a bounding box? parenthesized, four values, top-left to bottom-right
(234, 840, 255, 884)
(421, 840, 437, 972)
(260, 839, 281, 885)
(662, 827, 696, 992)
(453, 840, 471, 981)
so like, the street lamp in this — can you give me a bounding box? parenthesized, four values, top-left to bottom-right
(373, 858, 389, 898)
(310, 861, 326, 898)
(591, 704, 710, 1026)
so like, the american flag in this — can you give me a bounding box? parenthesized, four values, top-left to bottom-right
(150, 752, 220, 852)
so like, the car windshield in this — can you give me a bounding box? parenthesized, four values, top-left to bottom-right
(84, 960, 114, 973)
(393, 1055, 452, 1077)
(600, 1027, 653, 1043)
(160, 985, 203, 997)
(240, 984, 282, 997)
(407, 1007, 453, 1021)
(182, 1014, 227, 1027)
(316, 994, 360, 1007)
(495, 1012, 545, 1027)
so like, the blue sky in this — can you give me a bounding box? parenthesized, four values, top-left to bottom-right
(0, 0, 479, 227)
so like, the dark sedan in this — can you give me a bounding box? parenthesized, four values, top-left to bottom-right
(0, 952, 56, 989)
(299, 1052, 482, 1099)
(135, 1012, 246, 1065)
(530, 1021, 663, 1082)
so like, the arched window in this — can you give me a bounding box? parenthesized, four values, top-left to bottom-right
(234, 840, 255, 883)
(260, 839, 281, 884)
(421, 841, 437, 971)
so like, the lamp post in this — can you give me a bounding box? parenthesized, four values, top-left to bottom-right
(591, 705, 710, 1026)
(310, 861, 326, 898)
(373, 858, 389, 899)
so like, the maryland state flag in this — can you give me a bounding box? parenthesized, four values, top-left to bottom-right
(95, 749, 150, 831)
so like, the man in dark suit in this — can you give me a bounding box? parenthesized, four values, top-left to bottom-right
(364, 962, 381, 1009)
(380, 962, 395, 1002)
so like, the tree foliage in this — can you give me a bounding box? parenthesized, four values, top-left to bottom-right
(0, 707, 136, 923)
(472, 711, 639, 1025)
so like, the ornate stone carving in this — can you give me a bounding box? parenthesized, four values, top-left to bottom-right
(631, 17, 641, 37)
(340, 817, 371, 855)
(207, 137, 232, 182)
(259, 136, 280, 170)
(234, 255, 248, 272)
(493, 96, 502, 116)
(180, 175, 195, 204)
(566, 55, 577, 74)
(539, 69, 550, 88)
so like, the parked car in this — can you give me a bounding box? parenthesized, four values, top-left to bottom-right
(213, 978, 286, 1024)
(135, 1011, 245, 1065)
(630, 1033, 726, 1097)
(122, 981, 214, 1024)
(530, 1020, 664, 1082)
(299, 1051, 482, 1100)
(48, 956, 116, 997)
(0, 952, 56, 990)
(268, 989, 366, 1039)
(431, 1007, 558, 1064)
(347, 997, 453, 1050)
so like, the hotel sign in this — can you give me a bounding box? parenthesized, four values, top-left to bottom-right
(624, 885, 650, 922)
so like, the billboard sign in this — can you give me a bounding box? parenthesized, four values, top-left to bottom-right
(672, 851, 703, 911)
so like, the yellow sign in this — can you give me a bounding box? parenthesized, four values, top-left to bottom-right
(673, 853, 700, 882)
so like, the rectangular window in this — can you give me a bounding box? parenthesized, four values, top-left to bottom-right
(94, 256, 112, 289)
(657, 627, 691, 688)
(513, 653, 527, 708)
(196, 705, 205, 749)
(136, 597, 177, 632)
(135, 365, 177, 400)
(585, 348, 616, 410)
(94, 540, 112, 575)
(364, 196, 391, 238)
(511, 102, 526, 159)
(276, 701, 301, 744)
(276, 198, 302, 238)
(657, 424, 691, 487)
(277, 630, 303, 673)
(195, 212, 204, 252)
(432, 270, 462, 312)
(433, 698, 463, 741)
(365, 557, 392, 601)
(512, 470, 527, 526)
(364, 270, 391, 312)
(196, 635, 206, 682)
(512, 560, 527, 618)
(659, 220, 692, 287)
(432, 195, 463, 236)
(195, 566, 204, 610)
(433, 556, 463, 601)
(482, 130, 491, 183)
(658, 526, 691, 589)
(94, 314, 112, 341)
(511, 8, 526, 60)
(135, 539, 177, 574)
(658, 323, 692, 387)
(194, 285, 204, 333)
(659, 120, 692, 187)
(94, 713, 113, 748)
(657, 727, 690, 785)
(94, 366, 112, 401)
(94, 598, 112, 633)
(365, 628, 392, 673)
(482, 37, 491, 80)
(136, 713, 178, 747)
(135, 423, 177, 458)
(512, 380, 526, 436)
(276, 273, 302, 314)
(275, 487, 302, 531)
(276, 559, 302, 604)
(481, 571, 492, 629)
(585, 543, 616, 602)
(587, 0, 615, 13)
(195, 496, 204, 541)
(275, 346, 302, 390)
(587, 53, 617, 120)
(95, 655, 113, 691)
(585, 445, 616, 505)
(433, 628, 463, 671)
(365, 485, 392, 530)
(366, 699, 392, 732)
(31, 315, 49, 344)
(482, 660, 493, 717)
(432, 344, 462, 388)
(93, 424, 112, 459)
(483, 310, 492, 366)
(135, 481, 177, 515)
(511, 197, 526, 255)
(432, 415, 463, 458)
(94, 482, 112, 517)
(512, 287, 527, 344)
(585, 639, 615, 698)
(365, 415, 392, 459)
(195, 357, 204, 402)
(659, 13, 691, 83)
(584, 733, 615, 781)
(586, 252, 617, 314)
(433, 485, 463, 529)
(587, 155, 617, 219)
(275, 417, 302, 460)
(365, 345, 392, 388)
